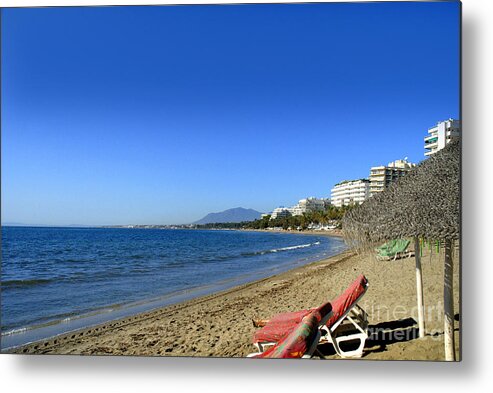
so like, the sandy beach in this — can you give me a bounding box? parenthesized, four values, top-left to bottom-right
(9, 237, 460, 361)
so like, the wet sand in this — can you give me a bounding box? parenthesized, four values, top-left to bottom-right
(9, 241, 460, 360)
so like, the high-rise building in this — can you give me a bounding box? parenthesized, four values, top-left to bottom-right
(369, 159, 416, 195)
(424, 119, 461, 157)
(295, 197, 327, 214)
(330, 179, 370, 207)
(270, 207, 292, 219)
(269, 197, 328, 219)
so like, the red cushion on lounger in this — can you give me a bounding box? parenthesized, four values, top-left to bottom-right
(253, 275, 367, 345)
(261, 299, 332, 326)
(252, 301, 333, 344)
(264, 309, 312, 325)
(252, 320, 299, 344)
(252, 312, 321, 359)
(325, 274, 368, 328)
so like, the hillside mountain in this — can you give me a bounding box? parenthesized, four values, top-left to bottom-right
(193, 207, 262, 225)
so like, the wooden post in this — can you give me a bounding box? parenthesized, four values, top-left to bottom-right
(414, 236, 425, 338)
(444, 239, 455, 361)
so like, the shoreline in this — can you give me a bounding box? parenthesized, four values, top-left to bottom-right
(7, 249, 352, 355)
(7, 242, 460, 360)
(3, 233, 346, 352)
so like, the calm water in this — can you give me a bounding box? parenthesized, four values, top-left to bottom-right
(1, 226, 346, 348)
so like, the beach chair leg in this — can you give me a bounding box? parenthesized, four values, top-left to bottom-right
(333, 333, 367, 358)
(324, 328, 367, 358)
(352, 305, 369, 324)
(254, 341, 276, 353)
(313, 348, 326, 359)
(321, 312, 369, 358)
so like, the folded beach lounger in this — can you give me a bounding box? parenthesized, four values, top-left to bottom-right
(253, 274, 369, 358)
(247, 308, 330, 359)
(252, 300, 333, 351)
(376, 239, 414, 261)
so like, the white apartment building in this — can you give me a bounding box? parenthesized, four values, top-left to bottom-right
(270, 197, 328, 219)
(330, 179, 370, 207)
(424, 118, 461, 157)
(296, 197, 327, 214)
(369, 159, 416, 195)
(270, 207, 292, 219)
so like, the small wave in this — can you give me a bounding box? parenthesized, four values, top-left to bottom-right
(2, 327, 28, 336)
(1, 278, 54, 288)
(130, 268, 151, 273)
(243, 241, 321, 257)
(269, 243, 313, 252)
(166, 241, 323, 266)
(166, 261, 186, 268)
(1, 303, 130, 337)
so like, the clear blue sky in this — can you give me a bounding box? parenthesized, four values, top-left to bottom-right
(1, 2, 460, 226)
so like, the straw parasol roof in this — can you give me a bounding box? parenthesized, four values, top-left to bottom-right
(342, 139, 460, 249)
(342, 138, 460, 360)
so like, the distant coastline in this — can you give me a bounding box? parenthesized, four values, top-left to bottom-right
(99, 224, 344, 237)
(2, 223, 345, 242)
(239, 228, 344, 238)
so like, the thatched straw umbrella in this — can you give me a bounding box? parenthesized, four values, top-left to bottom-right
(342, 140, 460, 361)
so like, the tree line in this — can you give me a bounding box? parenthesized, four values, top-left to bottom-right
(195, 205, 356, 231)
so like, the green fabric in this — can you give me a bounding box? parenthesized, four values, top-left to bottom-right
(376, 239, 410, 258)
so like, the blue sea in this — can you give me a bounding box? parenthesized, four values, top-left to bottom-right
(1, 226, 346, 349)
